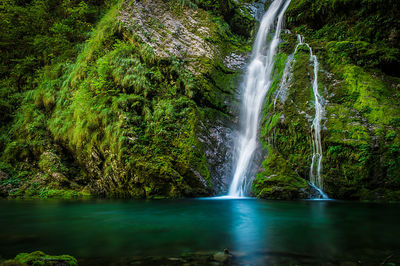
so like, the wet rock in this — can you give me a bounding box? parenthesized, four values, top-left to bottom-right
(197, 115, 236, 195)
(38, 152, 62, 173)
(213, 251, 232, 263)
(224, 53, 248, 71)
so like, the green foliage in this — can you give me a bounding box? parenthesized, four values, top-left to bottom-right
(0, 0, 112, 198)
(0, 0, 105, 85)
(287, 0, 400, 76)
(0, 0, 249, 198)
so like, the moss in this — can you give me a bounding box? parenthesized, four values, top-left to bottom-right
(287, 0, 400, 76)
(252, 146, 309, 200)
(280, 33, 298, 55)
(0, 259, 25, 266)
(255, 43, 319, 200)
(325, 105, 371, 145)
(0, 251, 77, 266)
(227, 3, 255, 38)
(280, 0, 400, 201)
(191, 0, 256, 38)
(331, 65, 400, 125)
(8, 186, 91, 200)
(321, 44, 400, 200)
(37, 188, 91, 199)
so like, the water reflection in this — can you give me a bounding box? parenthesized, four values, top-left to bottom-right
(230, 199, 265, 254)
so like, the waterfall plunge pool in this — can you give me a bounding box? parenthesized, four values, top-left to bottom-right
(1, 198, 399, 265)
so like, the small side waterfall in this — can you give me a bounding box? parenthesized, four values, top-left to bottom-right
(227, 0, 291, 197)
(297, 35, 328, 199)
(273, 56, 293, 109)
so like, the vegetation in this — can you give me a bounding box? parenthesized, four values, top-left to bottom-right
(1, 0, 399, 201)
(0, 0, 254, 198)
(0, 0, 112, 198)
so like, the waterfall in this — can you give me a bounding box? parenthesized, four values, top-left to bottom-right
(273, 33, 307, 109)
(227, 0, 291, 197)
(296, 35, 328, 199)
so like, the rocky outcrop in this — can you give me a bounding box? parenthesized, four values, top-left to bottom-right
(118, 0, 218, 74)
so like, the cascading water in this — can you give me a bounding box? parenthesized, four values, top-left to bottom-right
(273, 54, 294, 110)
(296, 35, 328, 199)
(227, 0, 291, 197)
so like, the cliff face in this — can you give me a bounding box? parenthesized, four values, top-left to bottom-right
(0, 0, 257, 198)
(254, 0, 400, 201)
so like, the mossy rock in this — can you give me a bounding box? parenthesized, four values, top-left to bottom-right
(0, 260, 25, 266)
(228, 5, 255, 38)
(252, 146, 309, 200)
(200, 0, 256, 38)
(1, 251, 77, 266)
(257, 185, 306, 200)
(253, 174, 309, 200)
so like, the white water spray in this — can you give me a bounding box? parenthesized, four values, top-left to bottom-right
(296, 35, 328, 199)
(228, 0, 291, 197)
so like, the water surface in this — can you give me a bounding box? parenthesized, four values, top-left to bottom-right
(0, 199, 399, 265)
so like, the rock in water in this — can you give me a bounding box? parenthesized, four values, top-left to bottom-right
(213, 251, 232, 263)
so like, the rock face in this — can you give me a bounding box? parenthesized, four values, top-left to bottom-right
(118, 0, 217, 74)
(197, 113, 236, 194)
(253, 0, 400, 201)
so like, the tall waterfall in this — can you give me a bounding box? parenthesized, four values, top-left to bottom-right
(297, 35, 328, 199)
(227, 0, 291, 197)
